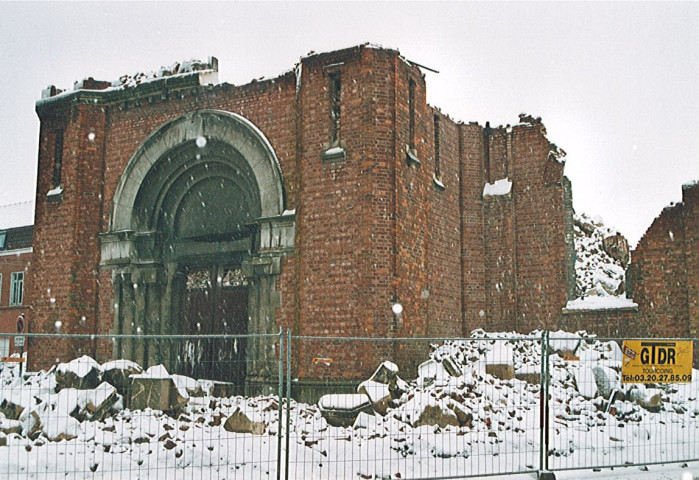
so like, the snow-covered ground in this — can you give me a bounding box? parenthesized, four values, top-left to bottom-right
(1, 330, 697, 480)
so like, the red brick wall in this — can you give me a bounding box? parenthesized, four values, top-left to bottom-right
(560, 309, 642, 338)
(629, 182, 697, 339)
(459, 123, 487, 332)
(427, 111, 462, 338)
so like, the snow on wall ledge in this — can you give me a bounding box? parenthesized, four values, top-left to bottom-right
(482, 178, 512, 197)
(564, 295, 638, 311)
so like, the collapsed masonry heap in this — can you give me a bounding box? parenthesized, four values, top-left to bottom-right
(573, 213, 630, 298)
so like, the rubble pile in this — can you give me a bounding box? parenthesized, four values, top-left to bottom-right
(574, 213, 630, 298)
(0, 329, 696, 478)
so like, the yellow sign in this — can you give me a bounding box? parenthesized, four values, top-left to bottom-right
(622, 340, 693, 383)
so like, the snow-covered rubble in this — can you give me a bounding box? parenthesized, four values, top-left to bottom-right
(572, 213, 630, 300)
(0, 329, 697, 479)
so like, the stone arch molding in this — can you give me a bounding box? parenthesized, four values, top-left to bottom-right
(111, 109, 285, 233)
(101, 110, 294, 267)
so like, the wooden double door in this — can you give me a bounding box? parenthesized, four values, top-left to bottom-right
(178, 263, 248, 384)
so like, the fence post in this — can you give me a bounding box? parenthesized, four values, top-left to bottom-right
(539, 330, 553, 476)
(544, 330, 551, 472)
(277, 329, 284, 480)
(285, 329, 292, 480)
(539, 330, 546, 473)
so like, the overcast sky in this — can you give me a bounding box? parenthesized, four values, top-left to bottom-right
(0, 2, 697, 246)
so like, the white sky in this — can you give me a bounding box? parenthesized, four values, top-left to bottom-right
(0, 1, 697, 246)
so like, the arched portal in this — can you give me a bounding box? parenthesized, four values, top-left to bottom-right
(101, 110, 294, 391)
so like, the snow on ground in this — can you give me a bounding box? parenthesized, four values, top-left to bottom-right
(0, 330, 697, 479)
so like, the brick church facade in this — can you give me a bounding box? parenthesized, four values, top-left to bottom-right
(26, 45, 697, 389)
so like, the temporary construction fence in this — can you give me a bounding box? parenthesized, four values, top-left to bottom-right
(0, 330, 697, 480)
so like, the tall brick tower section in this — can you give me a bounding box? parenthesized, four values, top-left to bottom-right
(29, 45, 573, 393)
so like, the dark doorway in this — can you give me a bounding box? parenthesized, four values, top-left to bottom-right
(178, 264, 248, 385)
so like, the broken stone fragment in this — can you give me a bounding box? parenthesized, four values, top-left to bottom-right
(515, 366, 541, 385)
(412, 404, 459, 428)
(0, 417, 22, 435)
(418, 359, 452, 387)
(357, 380, 392, 415)
(101, 359, 142, 397)
(549, 331, 582, 358)
(441, 355, 461, 377)
(0, 395, 26, 420)
(56, 355, 102, 391)
(82, 383, 121, 422)
(602, 233, 630, 268)
(129, 365, 187, 413)
(447, 401, 473, 427)
(591, 365, 620, 399)
(223, 407, 266, 435)
(171, 374, 202, 399)
(629, 386, 662, 411)
(318, 393, 372, 427)
(573, 366, 599, 400)
(485, 343, 515, 380)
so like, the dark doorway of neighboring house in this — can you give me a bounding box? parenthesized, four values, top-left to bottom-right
(179, 264, 248, 386)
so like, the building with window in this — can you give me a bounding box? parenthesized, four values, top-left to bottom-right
(0, 201, 33, 359)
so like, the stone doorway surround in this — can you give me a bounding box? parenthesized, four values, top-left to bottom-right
(100, 110, 294, 392)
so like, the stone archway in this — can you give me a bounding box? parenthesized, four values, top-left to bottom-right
(100, 110, 294, 390)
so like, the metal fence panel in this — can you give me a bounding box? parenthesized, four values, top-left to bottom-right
(2, 331, 698, 479)
(0, 332, 284, 480)
(546, 335, 699, 472)
(284, 334, 542, 479)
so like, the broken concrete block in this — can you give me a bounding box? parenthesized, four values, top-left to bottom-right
(447, 401, 473, 428)
(413, 404, 460, 429)
(549, 331, 581, 357)
(56, 355, 101, 391)
(485, 343, 515, 380)
(592, 365, 620, 399)
(418, 359, 450, 387)
(0, 396, 26, 420)
(486, 364, 515, 380)
(0, 417, 22, 435)
(129, 365, 187, 412)
(629, 386, 662, 411)
(223, 408, 266, 435)
(318, 394, 372, 427)
(515, 365, 541, 385)
(441, 355, 461, 377)
(353, 411, 379, 430)
(358, 380, 392, 415)
(368, 361, 399, 385)
(172, 374, 204, 398)
(82, 383, 121, 421)
(101, 359, 142, 397)
(574, 366, 599, 400)
(211, 381, 237, 398)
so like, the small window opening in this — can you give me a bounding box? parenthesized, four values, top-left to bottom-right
(10, 271, 24, 306)
(329, 73, 342, 145)
(433, 114, 445, 190)
(434, 115, 441, 178)
(408, 80, 416, 150)
(53, 131, 64, 188)
(0, 231, 6, 250)
(405, 79, 421, 167)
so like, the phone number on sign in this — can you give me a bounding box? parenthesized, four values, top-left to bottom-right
(622, 373, 692, 383)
